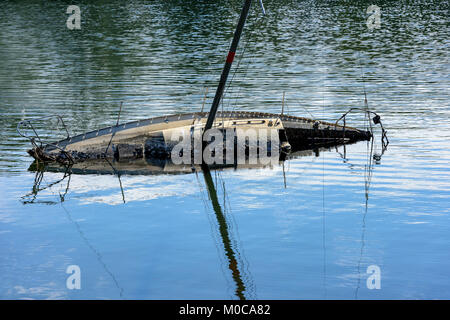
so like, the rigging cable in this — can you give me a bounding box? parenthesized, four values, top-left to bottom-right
(221, 6, 266, 115)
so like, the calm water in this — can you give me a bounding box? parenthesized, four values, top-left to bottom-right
(0, 0, 449, 299)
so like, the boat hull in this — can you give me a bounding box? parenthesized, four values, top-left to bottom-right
(27, 111, 371, 164)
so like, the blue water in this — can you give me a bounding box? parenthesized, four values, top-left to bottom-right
(0, 0, 449, 299)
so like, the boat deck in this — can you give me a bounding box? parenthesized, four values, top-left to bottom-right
(45, 111, 361, 152)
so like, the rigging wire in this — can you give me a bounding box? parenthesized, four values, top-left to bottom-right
(320, 14, 327, 298)
(195, 169, 236, 297)
(358, 51, 373, 133)
(39, 171, 125, 298)
(215, 169, 257, 299)
(292, 97, 316, 120)
(355, 133, 375, 299)
(221, 6, 266, 114)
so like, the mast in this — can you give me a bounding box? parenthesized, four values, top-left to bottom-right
(201, 164, 247, 299)
(204, 0, 253, 132)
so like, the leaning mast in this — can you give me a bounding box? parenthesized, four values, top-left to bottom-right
(204, 0, 253, 132)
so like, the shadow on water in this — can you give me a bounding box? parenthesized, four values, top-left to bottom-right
(21, 141, 386, 299)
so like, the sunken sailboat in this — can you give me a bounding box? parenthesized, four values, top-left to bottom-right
(19, 0, 381, 165)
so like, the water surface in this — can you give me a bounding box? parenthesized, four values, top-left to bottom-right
(0, 0, 449, 299)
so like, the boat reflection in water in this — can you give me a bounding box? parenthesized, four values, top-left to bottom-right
(22, 139, 384, 300)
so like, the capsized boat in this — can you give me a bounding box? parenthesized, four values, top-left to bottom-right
(20, 110, 373, 164)
(18, 0, 383, 165)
